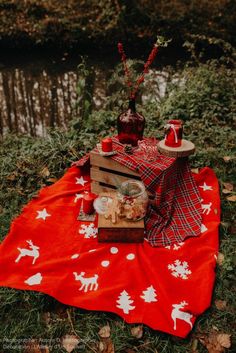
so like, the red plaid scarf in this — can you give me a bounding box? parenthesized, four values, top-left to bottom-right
(74, 139, 202, 246)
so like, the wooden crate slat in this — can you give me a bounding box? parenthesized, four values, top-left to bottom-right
(91, 181, 115, 194)
(90, 151, 139, 177)
(91, 166, 139, 188)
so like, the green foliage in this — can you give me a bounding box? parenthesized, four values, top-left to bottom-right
(159, 62, 236, 125)
(0, 0, 235, 51)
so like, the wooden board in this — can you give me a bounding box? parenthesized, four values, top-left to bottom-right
(98, 213, 144, 243)
(158, 139, 195, 158)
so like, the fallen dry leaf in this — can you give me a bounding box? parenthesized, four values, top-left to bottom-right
(223, 156, 231, 163)
(24, 339, 49, 353)
(222, 189, 232, 194)
(40, 167, 50, 178)
(199, 330, 231, 353)
(217, 334, 231, 349)
(215, 300, 227, 311)
(222, 182, 234, 191)
(7, 172, 18, 181)
(47, 177, 58, 184)
(98, 338, 115, 353)
(98, 325, 111, 338)
(191, 338, 198, 352)
(61, 335, 79, 353)
(216, 253, 224, 266)
(226, 195, 236, 202)
(131, 325, 143, 339)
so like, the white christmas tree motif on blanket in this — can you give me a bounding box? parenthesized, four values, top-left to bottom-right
(24, 273, 42, 286)
(168, 260, 192, 279)
(73, 272, 98, 292)
(116, 290, 135, 314)
(15, 240, 40, 265)
(140, 286, 158, 303)
(79, 223, 97, 238)
(165, 242, 184, 251)
(171, 301, 193, 330)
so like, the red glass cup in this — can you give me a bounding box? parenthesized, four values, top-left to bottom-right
(164, 119, 183, 147)
(101, 138, 113, 152)
(83, 193, 96, 214)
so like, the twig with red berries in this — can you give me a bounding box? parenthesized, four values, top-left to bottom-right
(118, 36, 170, 100)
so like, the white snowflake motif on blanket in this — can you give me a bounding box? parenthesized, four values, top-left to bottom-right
(79, 223, 97, 239)
(168, 260, 192, 279)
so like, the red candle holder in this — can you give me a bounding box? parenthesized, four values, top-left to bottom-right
(164, 120, 183, 147)
(83, 193, 96, 214)
(101, 138, 113, 152)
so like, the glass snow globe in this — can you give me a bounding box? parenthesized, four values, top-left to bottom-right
(116, 180, 148, 221)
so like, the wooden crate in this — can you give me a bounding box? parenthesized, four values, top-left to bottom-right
(98, 213, 144, 243)
(90, 150, 141, 195)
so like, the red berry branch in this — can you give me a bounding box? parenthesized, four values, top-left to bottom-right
(117, 42, 133, 96)
(118, 36, 170, 100)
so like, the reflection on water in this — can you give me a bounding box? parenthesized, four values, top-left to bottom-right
(0, 53, 171, 136)
(0, 52, 110, 136)
(0, 68, 80, 136)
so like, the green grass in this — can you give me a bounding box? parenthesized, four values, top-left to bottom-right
(0, 60, 235, 352)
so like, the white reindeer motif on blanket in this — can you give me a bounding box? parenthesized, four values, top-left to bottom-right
(201, 201, 212, 215)
(73, 272, 99, 292)
(15, 240, 40, 265)
(171, 301, 193, 330)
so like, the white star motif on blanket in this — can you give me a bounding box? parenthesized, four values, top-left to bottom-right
(79, 223, 97, 238)
(199, 182, 213, 191)
(75, 176, 88, 186)
(168, 260, 192, 279)
(36, 208, 51, 220)
(74, 193, 83, 203)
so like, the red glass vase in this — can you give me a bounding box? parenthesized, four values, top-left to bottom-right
(117, 99, 145, 146)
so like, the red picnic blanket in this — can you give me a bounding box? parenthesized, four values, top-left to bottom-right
(76, 138, 202, 247)
(0, 165, 219, 337)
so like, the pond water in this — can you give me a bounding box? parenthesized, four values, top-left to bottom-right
(0, 51, 171, 136)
